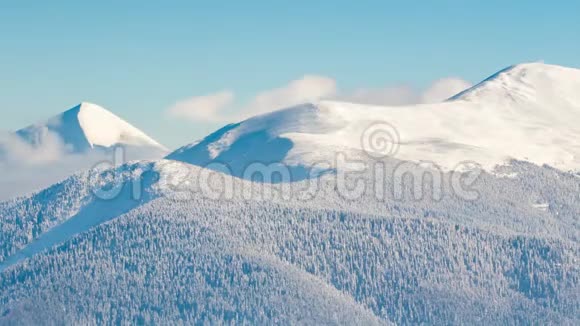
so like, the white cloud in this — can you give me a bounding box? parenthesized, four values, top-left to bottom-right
(0, 131, 72, 200)
(165, 76, 336, 123)
(0, 131, 66, 164)
(242, 75, 337, 118)
(166, 76, 472, 123)
(420, 78, 473, 103)
(166, 91, 235, 122)
(337, 85, 418, 106)
(0, 130, 164, 201)
(339, 78, 472, 106)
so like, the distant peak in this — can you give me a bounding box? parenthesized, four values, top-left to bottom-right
(16, 103, 167, 153)
(79, 101, 99, 106)
(496, 61, 577, 76)
(449, 62, 580, 102)
(508, 61, 546, 69)
(77, 102, 111, 114)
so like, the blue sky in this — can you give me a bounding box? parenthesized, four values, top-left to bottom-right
(1, 0, 579, 148)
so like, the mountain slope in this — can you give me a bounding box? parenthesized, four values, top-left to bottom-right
(168, 63, 580, 180)
(0, 159, 578, 324)
(2, 158, 578, 268)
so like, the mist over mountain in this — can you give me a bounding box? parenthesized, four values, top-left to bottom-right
(0, 103, 167, 200)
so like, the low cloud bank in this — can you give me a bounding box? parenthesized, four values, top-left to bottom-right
(167, 76, 472, 123)
(0, 131, 163, 201)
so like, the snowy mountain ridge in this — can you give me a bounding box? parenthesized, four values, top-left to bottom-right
(169, 63, 580, 180)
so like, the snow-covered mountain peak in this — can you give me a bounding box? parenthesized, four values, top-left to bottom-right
(74, 102, 165, 149)
(168, 63, 580, 179)
(16, 102, 166, 153)
(1, 103, 167, 200)
(450, 62, 580, 106)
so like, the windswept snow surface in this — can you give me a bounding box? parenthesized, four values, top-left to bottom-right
(169, 63, 580, 180)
